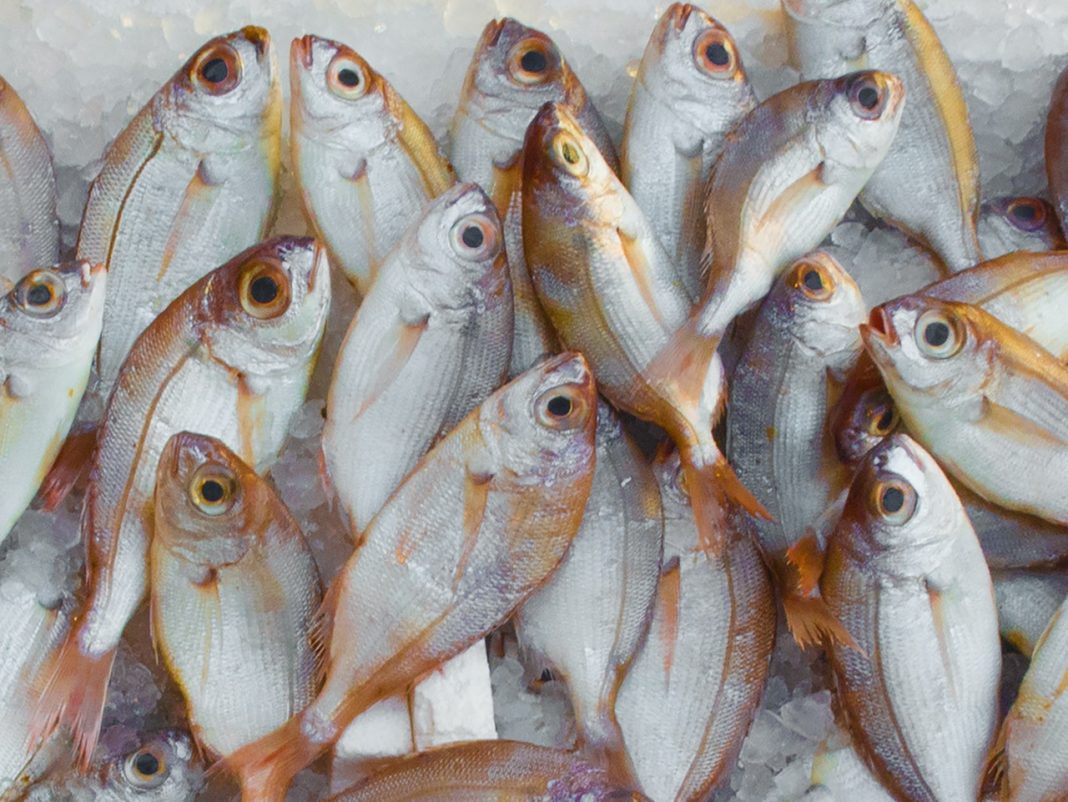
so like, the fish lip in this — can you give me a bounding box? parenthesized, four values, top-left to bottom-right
(483, 18, 506, 49)
(241, 25, 271, 60)
(292, 34, 316, 70)
(308, 240, 329, 292)
(864, 306, 897, 347)
(672, 3, 695, 30)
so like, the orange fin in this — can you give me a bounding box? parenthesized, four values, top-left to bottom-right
(658, 558, 682, 676)
(212, 715, 312, 802)
(309, 579, 342, 689)
(980, 722, 1008, 799)
(781, 590, 861, 653)
(785, 529, 825, 597)
(679, 450, 770, 558)
(33, 427, 98, 512)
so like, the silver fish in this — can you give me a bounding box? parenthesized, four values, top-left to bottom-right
(992, 569, 1068, 658)
(978, 197, 1065, 259)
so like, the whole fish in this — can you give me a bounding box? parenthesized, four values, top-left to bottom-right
(822, 434, 1001, 802)
(727, 252, 865, 646)
(291, 34, 456, 296)
(225, 353, 597, 800)
(620, 3, 756, 302)
(31, 237, 330, 767)
(615, 448, 774, 802)
(0, 76, 58, 284)
(450, 18, 618, 375)
(328, 741, 649, 801)
(783, 0, 983, 272)
(1047, 65, 1068, 233)
(978, 197, 1065, 259)
(151, 432, 322, 758)
(992, 569, 1068, 657)
(863, 294, 1068, 525)
(0, 261, 105, 548)
(515, 402, 663, 779)
(322, 181, 512, 535)
(79, 27, 282, 397)
(985, 594, 1068, 801)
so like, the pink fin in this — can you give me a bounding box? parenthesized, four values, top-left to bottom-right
(33, 427, 98, 512)
(217, 715, 317, 802)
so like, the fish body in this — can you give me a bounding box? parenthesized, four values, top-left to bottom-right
(151, 432, 322, 758)
(805, 739, 895, 802)
(32, 237, 330, 767)
(322, 182, 512, 535)
(783, 0, 982, 272)
(620, 3, 756, 302)
(291, 35, 456, 296)
(0, 261, 105, 547)
(450, 18, 617, 376)
(992, 569, 1068, 657)
(1047, 66, 1068, 234)
(822, 434, 1000, 802)
(0, 76, 58, 284)
(978, 197, 1065, 259)
(80, 27, 282, 397)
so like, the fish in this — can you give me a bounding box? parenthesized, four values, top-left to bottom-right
(978, 197, 1065, 258)
(620, 3, 756, 302)
(30, 236, 330, 768)
(992, 568, 1068, 657)
(821, 434, 1001, 802)
(863, 294, 1068, 525)
(0, 76, 58, 284)
(783, 0, 983, 272)
(984, 593, 1068, 801)
(322, 181, 512, 536)
(614, 447, 774, 802)
(290, 34, 456, 296)
(0, 261, 105, 548)
(223, 353, 598, 800)
(1046, 65, 1068, 234)
(726, 251, 865, 646)
(450, 18, 618, 376)
(151, 431, 322, 758)
(327, 740, 650, 801)
(515, 402, 663, 780)
(79, 27, 282, 398)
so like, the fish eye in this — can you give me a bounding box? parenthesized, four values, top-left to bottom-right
(450, 213, 499, 261)
(508, 38, 557, 85)
(193, 44, 241, 95)
(1007, 198, 1047, 232)
(870, 478, 917, 525)
(189, 466, 239, 516)
(239, 261, 291, 320)
(915, 309, 963, 359)
(327, 56, 368, 99)
(534, 385, 588, 431)
(550, 131, 589, 177)
(789, 260, 835, 301)
(123, 745, 169, 789)
(848, 74, 886, 119)
(864, 391, 899, 437)
(694, 29, 736, 75)
(14, 270, 66, 317)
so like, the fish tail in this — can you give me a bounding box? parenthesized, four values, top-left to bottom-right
(679, 444, 771, 556)
(576, 710, 638, 790)
(219, 713, 321, 801)
(33, 426, 98, 512)
(29, 637, 116, 769)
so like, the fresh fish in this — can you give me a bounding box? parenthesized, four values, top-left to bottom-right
(79, 27, 282, 397)
(727, 252, 865, 646)
(985, 593, 1068, 801)
(615, 448, 774, 802)
(322, 181, 512, 535)
(620, 3, 756, 302)
(978, 197, 1065, 259)
(0, 76, 58, 284)
(328, 740, 649, 801)
(291, 34, 456, 296)
(224, 353, 598, 800)
(31, 237, 330, 768)
(450, 18, 618, 375)
(783, 0, 983, 272)
(822, 434, 1001, 802)
(151, 432, 322, 758)
(863, 294, 1068, 525)
(992, 569, 1068, 657)
(515, 402, 663, 779)
(1046, 65, 1068, 233)
(0, 261, 105, 548)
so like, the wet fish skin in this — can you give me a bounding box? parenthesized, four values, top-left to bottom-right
(0, 261, 105, 548)
(0, 76, 58, 284)
(978, 197, 1065, 259)
(80, 27, 283, 397)
(1046, 65, 1068, 234)
(31, 237, 330, 769)
(151, 432, 322, 758)
(805, 738, 895, 802)
(515, 401, 663, 779)
(620, 3, 756, 302)
(322, 181, 512, 536)
(992, 569, 1068, 657)
(822, 434, 1000, 802)
(783, 0, 983, 272)
(291, 34, 456, 296)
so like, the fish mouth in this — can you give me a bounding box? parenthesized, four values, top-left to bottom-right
(241, 26, 271, 60)
(308, 240, 329, 292)
(481, 18, 506, 50)
(863, 306, 897, 347)
(292, 35, 316, 71)
(672, 3, 695, 30)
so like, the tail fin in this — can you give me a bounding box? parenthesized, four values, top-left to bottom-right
(576, 712, 639, 791)
(218, 714, 321, 802)
(29, 640, 115, 769)
(679, 447, 771, 556)
(33, 427, 98, 512)
(781, 534, 860, 652)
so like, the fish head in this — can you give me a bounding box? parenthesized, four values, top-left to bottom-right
(981, 196, 1060, 242)
(815, 70, 905, 177)
(162, 27, 280, 153)
(200, 236, 332, 373)
(97, 730, 204, 801)
(0, 260, 105, 360)
(832, 383, 900, 467)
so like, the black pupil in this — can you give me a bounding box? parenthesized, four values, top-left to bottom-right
(201, 480, 225, 503)
(858, 85, 880, 110)
(461, 225, 484, 249)
(802, 270, 824, 292)
(706, 42, 730, 67)
(201, 57, 229, 84)
(881, 486, 905, 514)
(1012, 203, 1037, 222)
(875, 407, 895, 433)
(27, 284, 52, 306)
(520, 49, 547, 73)
(562, 143, 580, 165)
(250, 275, 279, 305)
(134, 752, 160, 777)
(546, 395, 572, 417)
(924, 321, 950, 348)
(338, 68, 360, 88)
